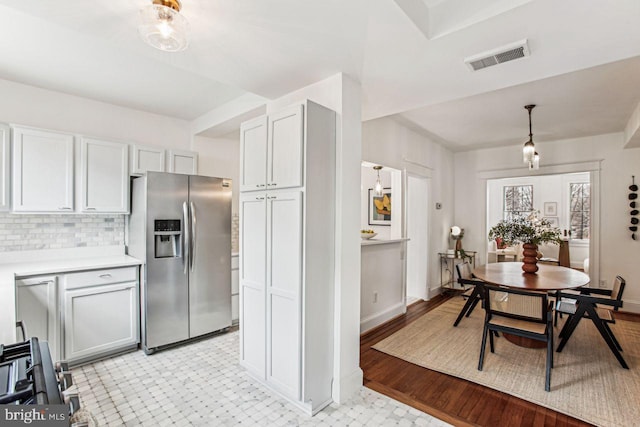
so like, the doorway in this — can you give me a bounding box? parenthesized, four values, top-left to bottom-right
(486, 172, 591, 271)
(405, 174, 429, 302)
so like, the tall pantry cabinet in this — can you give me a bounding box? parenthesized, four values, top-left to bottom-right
(239, 100, 336, 415)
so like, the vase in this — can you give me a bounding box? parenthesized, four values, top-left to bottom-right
(522, 243, 539, 273)
(495, 237, 506, 249)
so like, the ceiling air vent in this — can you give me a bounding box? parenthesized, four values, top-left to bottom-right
(464, 39, 530, 71)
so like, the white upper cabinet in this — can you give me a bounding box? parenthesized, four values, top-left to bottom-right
(240, 105, 303, 192)
(12, 126, 74, 212)
(267, 104, 304, 190)
(130, 144, 165, 176)
(0, 124, 9, 212)
(167, 149, 198, 175)
(240, 116, 268, 191)
(80, 137, 129, 213)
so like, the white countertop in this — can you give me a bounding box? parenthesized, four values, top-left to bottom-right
(361, 238, 410, 246)
(0, 246, 142, 345)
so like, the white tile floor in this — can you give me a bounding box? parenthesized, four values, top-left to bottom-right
(72, 331, 451, 426)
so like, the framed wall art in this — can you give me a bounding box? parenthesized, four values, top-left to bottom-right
(368, 188, 392, 226)
(544, 202, 557, 216)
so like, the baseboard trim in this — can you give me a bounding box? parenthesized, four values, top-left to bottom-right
(332, 367, 363, 404)
(360, 302, 406, 333)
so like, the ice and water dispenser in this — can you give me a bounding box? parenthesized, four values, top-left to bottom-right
(154, 219, 182, 258)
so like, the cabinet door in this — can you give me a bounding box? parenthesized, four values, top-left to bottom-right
(239, 193, 266, 377)
(131, 144, 165, 176)
(63, 282, 138, 362)
(266, 191, 302, 399)
(167, 149, 198, 175)
(16, 276, 59, 361)
(81, 138, 129, 213)
(12, 127, 74, 212)
(240, 116, 268, 192)
(0, 124, 9, 211)
(267, 105, 303, 190)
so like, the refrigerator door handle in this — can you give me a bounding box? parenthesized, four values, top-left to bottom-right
(190, 201, 197, 272)
(183, 201, 190, 275)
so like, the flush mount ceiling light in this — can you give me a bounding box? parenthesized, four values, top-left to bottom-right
(139, 0, 189, 52)
(373, 166, 383, 196)
(522, 104, 538, 168)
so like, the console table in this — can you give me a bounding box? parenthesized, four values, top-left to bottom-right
(438, 251, 476, 290)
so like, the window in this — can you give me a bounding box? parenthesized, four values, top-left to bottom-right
(503, 185, 533, 220)
(570, 183, 590, 240)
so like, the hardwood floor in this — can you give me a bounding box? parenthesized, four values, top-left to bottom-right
(360, 294, 639, 427)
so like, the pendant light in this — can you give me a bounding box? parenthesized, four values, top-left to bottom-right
(139, 0, 189, 52)
(522, 104, 536, 165)
(529, 151, 540, 170)
(373, 166, 383, 196)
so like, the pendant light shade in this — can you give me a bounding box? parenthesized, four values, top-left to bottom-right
(373, 166, 383, 196)
(522, 104, 537, 165)
(139, 0, 189, 52)
(529, 151, 540, 170)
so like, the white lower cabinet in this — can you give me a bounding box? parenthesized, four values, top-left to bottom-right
(16, 276, 60, 361)
(62, 267, 139, 364)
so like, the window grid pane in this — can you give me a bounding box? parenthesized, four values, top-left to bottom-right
(570, 183, 590, 240)
(503, 185, 533, 220)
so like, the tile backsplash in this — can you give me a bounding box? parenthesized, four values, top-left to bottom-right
(0, 214, 125, 252)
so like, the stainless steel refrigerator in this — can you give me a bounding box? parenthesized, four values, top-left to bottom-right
(128, 172, 231, 354)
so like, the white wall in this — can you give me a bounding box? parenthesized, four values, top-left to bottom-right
(362, 117, 455, 295)
(0, 78, 190, 149)
(455, 132, 640, 313)
(192, 134, 240, 215)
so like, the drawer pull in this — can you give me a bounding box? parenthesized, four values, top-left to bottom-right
(58, 207, 72, 210)
(85, 207, 96, 211)
(99, 274, 112, 279)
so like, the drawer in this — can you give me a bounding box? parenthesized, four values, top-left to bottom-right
(64, 266, 138, 290)
(232, 255, 239, 270)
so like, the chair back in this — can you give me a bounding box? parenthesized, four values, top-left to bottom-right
(456, 262, 473, 282)
(611, 276, 626, 311)
(484, 284, 548, 324)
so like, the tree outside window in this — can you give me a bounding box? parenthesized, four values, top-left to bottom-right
(503, 185, 533, 220)
(570, 183, 590, 240)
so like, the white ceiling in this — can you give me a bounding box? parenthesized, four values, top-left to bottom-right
(0, 0, 638, 149)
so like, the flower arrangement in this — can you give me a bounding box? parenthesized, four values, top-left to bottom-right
(488, 212, 562, 246)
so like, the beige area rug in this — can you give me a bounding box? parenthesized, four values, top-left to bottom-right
(373, 297, 640, 427)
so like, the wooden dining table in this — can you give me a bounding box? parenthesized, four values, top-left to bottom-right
(473, 262, 590, 291)
(472, 262, 590, 347)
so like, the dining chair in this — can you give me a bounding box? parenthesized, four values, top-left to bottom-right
(452, 262, 484, 327)
(478, 284, 554, 391)
(556, 276, 628, 369)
